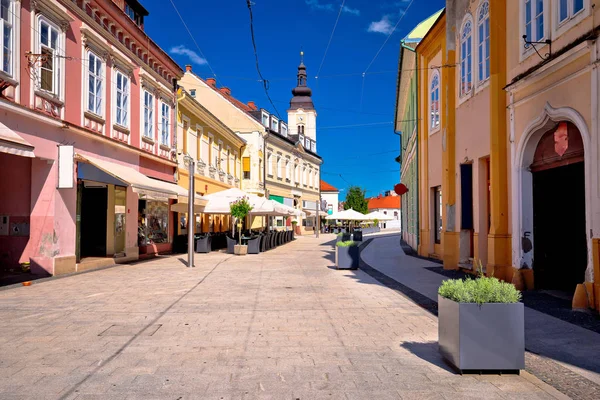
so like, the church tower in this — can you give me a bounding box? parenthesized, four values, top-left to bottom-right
(288, 51, 317, 149)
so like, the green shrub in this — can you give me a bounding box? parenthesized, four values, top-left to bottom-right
(336, 240, 359, 248)
(438, 276, 522, 305)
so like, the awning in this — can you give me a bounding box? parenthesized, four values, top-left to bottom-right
(0, 121, 35, 158)
(303, 209, 327, 217)
(75, 153, 207, 207)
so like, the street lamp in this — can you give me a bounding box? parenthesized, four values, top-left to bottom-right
(183, 154, 195, 268)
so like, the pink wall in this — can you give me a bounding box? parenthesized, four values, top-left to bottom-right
(140, 156, 176, 182)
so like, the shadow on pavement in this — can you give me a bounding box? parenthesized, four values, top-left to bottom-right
(400, 341, 455, 373)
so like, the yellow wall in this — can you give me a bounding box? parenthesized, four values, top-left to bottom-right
(417, 14, 446, 261)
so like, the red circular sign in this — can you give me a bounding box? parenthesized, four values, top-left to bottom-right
(394, 183, 408, 196)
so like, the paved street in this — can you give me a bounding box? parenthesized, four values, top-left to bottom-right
(0, 236, 565, 400)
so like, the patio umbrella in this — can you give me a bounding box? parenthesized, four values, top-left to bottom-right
(202, 188, 273, 214)
(366, 211, 394, 221)
(326, 208, 368, 221)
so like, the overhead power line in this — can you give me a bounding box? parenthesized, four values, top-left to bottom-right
(169, 0, 219, 82)
(364, 0, 417, 74)
(245, 0, 281, 118)
(315, 0, 346, 80)
(319, 122, 393, 130)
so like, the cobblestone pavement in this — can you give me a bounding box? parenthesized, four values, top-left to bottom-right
(0, 236, 566, 399)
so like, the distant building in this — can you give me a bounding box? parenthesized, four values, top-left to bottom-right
(368, 195, 401, 230)
(320, 181, 339, 216)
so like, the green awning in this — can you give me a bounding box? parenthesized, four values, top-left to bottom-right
(270, 195, 284, 204)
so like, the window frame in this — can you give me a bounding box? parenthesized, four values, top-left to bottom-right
(86, 50, 104, 116)
(114, 69, 130, 128)
(267, 152, 273, 177)
(476, 1, 490, 85)
(434, 186, 442, 244)
(37, 15, 62, 97)
(276, 155, 282, 179)
(554, 0, 588, 38)
(521, 0, 548, 59)
(429, 70, 441, 134)
(0, 0, 15, 77)
(160, 101, 170, 147)
(459, 15, 474, 97)
(142, 89, 154, 139)
(261, 111, 269, 127)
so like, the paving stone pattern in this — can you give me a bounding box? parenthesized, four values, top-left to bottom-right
(0, 237, 565, 399)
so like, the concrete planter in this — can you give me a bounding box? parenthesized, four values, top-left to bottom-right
(234, 245, 248, 256)
(438, 295, 525, 372)
(335, 245, 360, 270)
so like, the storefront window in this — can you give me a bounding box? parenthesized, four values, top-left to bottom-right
(138, 200, 169, 245)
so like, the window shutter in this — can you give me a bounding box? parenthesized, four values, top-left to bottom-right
(243, 157, 250, 172)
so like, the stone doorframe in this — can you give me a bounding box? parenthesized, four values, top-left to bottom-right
(511, 103, 594, 283)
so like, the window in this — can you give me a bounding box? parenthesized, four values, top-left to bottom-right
(39, 18, 60, 94)
(524, 0, 544, 45)
(243, 157, 251, 179)
(1, 0, 14, 76)
(217, 142, 222, 169)
(430, 71, 440, 130)
(459, 17, 473, 95)
(277, 156, 282, 179)
(267, 153, 273, 176)
(124, 3, 143, 26)
(559, 0, 584, 23)
(261, 112, 269, 126)
(281, 124, 288, 137)
(286, 159, 291, 181)
(143, 90, 153, 138)
(115, 71, 129, 127)
(302, 167, 306, 186)
(226, 149, 231, 174)
(434, 186, 442, 244)
(298, 124, 305, 135)
(477, 2, 490, 82)
(87, 52, 103, 115)
(271, 117, 278, 132)
(208, 136, 214, 166)
(160, 102, 170, 146)
(190, 88, 196, 97)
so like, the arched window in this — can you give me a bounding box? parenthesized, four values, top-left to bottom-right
(430, 71, 440, 130)
(460, 17, 473, 95)
(477, 1, 490, 82)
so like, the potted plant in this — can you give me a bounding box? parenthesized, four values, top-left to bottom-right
(291, 220, 299, 235)
(335, 241, 360, 270)
(230, 196, 253, 255)
(438, 263, 524, 372)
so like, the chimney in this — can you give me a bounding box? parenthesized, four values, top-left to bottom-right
(247, 101, 257, 110)
(219, 87, 231, 96)
(206, 78, 216, 87)
(185, 64, 192, 72)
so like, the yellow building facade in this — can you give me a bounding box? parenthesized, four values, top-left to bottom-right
(413, 0, 598, 308)
(505, 0, 599, 309)
(175, 88, 246, 234)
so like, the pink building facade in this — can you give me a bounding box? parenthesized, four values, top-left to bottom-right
(0, 0, 183, 275)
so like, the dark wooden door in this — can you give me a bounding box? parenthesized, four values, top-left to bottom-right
(80, 186, 108, 258)
(532, 162, 586, 292)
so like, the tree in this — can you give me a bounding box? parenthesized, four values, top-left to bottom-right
(230, 197, 253, 245)
(344, 186, 368, 214)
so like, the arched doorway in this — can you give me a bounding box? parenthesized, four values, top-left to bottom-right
(530, 122, 586, 292)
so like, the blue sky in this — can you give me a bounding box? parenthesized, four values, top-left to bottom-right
(143, 0, 444, 199)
